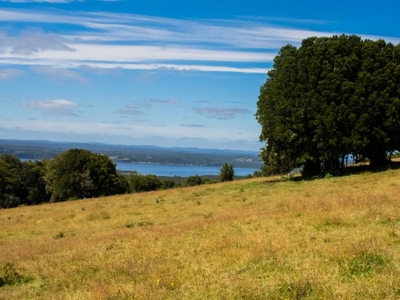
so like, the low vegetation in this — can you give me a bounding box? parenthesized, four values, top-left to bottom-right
(0, 150, 237, 208)
(1, 166, 400, 299)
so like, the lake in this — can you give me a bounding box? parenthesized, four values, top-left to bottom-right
(115, 162, 257, 177)
(19, 158, 258, 177)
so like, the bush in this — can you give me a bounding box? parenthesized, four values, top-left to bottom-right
(128, 174, 163, 192)
(186, 175, 203, 186)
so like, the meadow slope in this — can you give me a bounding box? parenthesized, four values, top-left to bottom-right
(1, 168, 400, 299)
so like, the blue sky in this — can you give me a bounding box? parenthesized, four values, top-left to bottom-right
(0, 0, 400, 151)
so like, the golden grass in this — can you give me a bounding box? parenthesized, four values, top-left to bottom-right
(1, 169, 400, 299)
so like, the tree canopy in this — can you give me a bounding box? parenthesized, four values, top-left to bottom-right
(256, 35, 400, 176)
(219, 163, 234, 182)
(0, 155, 50, 208)
(45, 149, 129, 202)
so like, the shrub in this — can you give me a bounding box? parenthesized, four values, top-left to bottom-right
(186, 175, 203, 186)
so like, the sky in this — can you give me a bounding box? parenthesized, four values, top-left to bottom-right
(1, 1, 400, 151)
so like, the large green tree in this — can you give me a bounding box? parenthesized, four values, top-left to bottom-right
(0, 155, 50, 208)
(256, 35, 400, 176)
(0, 154, 25, 208)
(45, 149, 129, 202)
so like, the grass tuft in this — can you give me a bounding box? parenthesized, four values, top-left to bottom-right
(338, 251, 391, 278)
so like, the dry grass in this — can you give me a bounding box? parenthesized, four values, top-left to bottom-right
(1, 169, 400, 299)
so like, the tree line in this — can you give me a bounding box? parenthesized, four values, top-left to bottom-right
(0, 149, 235, 208)
(256, 35, 400, 176)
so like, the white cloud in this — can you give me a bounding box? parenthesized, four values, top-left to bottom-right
(0, 8, 399, 75)
(0, 59, 269, 73)
(0, 8, 320, 74)
(0, 30, 74, 55)
(19, 44, 270, 63)
(21, 99, 79, 115)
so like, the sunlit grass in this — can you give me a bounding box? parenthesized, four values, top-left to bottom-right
(1, 169, 400, 299)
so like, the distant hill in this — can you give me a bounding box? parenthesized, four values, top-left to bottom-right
(0, 139, 263, 169)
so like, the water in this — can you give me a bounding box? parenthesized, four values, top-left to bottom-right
(19, 158, 258, 177)
(115, 162, 257, 177)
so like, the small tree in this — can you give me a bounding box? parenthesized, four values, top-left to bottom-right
(186, 175, 203, 186)
(219, 163, 234, 182)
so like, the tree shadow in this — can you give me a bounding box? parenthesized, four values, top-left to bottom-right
(297, 161, 400, 181)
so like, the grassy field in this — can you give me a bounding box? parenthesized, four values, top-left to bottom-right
(1, 167, 400, 299)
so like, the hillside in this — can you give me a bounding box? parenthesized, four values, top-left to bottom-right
(1, 168, 400, 299)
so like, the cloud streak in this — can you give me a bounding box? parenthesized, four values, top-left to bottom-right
(32, 67, 88, 83)
(193, 107, 251, 120)
(114, 106, 144, 116)
(1, 7, 399, 75)
(0, 8, 335, 74)
(21, 99, 79, 116)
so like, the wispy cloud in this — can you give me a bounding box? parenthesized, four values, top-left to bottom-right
(0, 68, 23, 79)
(21, 99, 79, 115)
(140, 98, 180, 106)
(0, 29, 74, 55)
(0, 8, 398, 74)
(32, 67, 88, 83)
(114, 106, 144, 116)
(0, 8, 329, 74)
(0, 118, 258, 144)
(114, 98, 180, 117)
(180, 124, 208, 128)
(193, 107, 251, 120)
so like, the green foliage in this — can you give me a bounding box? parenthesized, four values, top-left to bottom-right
(0, 155, 50, 208)
(256, 35, 400, 176)
(219, 162, 234, 182)
(185, 175, 204, 186)
(128, 174, 163, 192)
(162, 178, 177, 189)
(23, 160, 51, 205)
(0, 154, 24, 208)
(45, 149, 129, 202)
